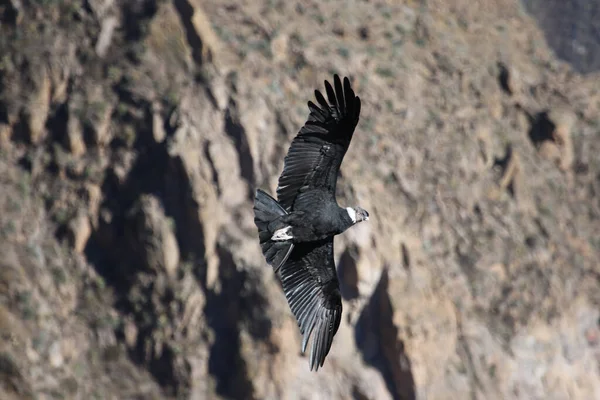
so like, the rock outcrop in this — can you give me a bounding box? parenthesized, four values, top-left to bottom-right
(0, 0, 599, 399)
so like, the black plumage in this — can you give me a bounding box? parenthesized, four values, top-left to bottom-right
(253, 74, 368, 371)
(279, 239, 342, 370)
(276, 74, 361, 211)
(254, 189, 295, 269)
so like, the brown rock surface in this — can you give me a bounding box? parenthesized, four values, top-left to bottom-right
(0, 0, 599, 399)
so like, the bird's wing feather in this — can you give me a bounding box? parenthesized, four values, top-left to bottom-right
(276, 74, 361, 211)
(279, 239, 342, 371)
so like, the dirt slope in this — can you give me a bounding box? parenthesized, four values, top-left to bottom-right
(1, 0, 599, 399)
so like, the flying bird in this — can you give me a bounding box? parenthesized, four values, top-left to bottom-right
(253, 74, 368, 371)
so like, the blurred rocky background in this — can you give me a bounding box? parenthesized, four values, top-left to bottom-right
(0, 0, 599, 399)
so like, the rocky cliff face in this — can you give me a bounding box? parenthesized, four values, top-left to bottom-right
(1, 1, 599, 399)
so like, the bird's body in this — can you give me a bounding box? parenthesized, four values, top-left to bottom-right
(253, 74, 368, 371)
(267, 189, 354, 242)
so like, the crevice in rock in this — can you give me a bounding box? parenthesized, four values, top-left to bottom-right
(493, 144, 518, 198)
(16, 154, 33, 172)
(352, 385, 370, 400)
(10, 109, 32, 145)
(455, 242, 479, 296)
(203, 140, 221, 196)
(401, 242, 410, 271)
(44, 102, 69, 172)
(224, 98, 255, 193)
(0, 100, 8, 125)
(205, 244, 260, 400)
(122, 0, 160, 43)
(527, 110, 555, 148)
(0, 2, 19, 26)
(355, 268, 416, 400)
(497, 62, 512, 95)
(173, 0, 211, 67)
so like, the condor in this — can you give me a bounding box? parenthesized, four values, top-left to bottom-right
(253, 74, 368, 371)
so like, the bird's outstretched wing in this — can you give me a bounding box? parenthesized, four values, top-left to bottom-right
(278, 238, 342, 371)
(276, 74, 361, 211)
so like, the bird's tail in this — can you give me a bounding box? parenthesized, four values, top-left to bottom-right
(253, 189, 294, 272)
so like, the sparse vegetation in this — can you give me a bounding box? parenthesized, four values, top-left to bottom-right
(0, 0, 599, 399)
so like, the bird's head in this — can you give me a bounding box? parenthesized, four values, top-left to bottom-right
(346, 206, 369, 224)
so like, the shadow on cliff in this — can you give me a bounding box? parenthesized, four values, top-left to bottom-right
(32, 1, 270, 393)
(80, 96, 205, 393)
(80, 84, 270, 399)
(203, 244, 273, 400)
(355, 268, 416, 400)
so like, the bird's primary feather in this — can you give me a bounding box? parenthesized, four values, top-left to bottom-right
(276, 74, 361, 211)
(278, 239, 342, 371)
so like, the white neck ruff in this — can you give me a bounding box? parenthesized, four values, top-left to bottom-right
(346, 207, 357, 223)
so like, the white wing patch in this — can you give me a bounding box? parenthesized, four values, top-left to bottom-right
(346, 207, 356, 223)
(272, 226, 293, 241)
